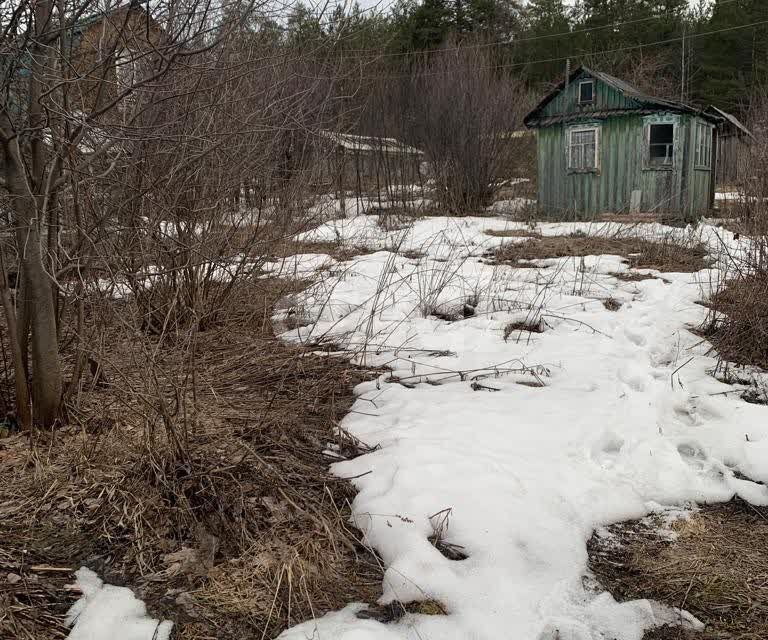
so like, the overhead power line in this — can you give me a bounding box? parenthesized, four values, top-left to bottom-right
(377, 17, 768, 79)
(338, 0, 746, 60)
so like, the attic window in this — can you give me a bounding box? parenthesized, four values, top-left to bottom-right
(578, 80, 594, 104)
(649, 124, 674, 166)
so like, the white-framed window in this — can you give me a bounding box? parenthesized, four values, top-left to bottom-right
(568, 126, 599, 171)
(648, 123, 675, 167)
(578, 80, 594, 104)
(695, 122, 713, 168)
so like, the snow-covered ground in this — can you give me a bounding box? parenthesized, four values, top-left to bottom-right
(66, 568, 172, 640)
(274, 215, 768, 640)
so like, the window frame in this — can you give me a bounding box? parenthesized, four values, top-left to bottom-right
(695, 122, 713, 169)
(645, 121, 677, 170)
(578, 80, 595, 105)
(567, 125, 600, 173)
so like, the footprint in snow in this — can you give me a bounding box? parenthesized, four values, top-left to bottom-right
(623, 326, 647, 347)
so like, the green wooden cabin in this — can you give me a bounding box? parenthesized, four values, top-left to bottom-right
(524, 66, 722, 219)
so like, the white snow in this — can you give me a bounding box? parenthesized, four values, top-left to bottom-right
(276, 215, 768, 639)
(66, 568, 173, 640)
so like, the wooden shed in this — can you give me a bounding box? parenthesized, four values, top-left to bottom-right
(706, 106, 753, 188)
(315, 131, 423, 193)
(67, 3, 163, 112)
(524, 66, 721, 219)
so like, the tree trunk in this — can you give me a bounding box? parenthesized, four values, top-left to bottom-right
(3, 145, 64, 426)
(15, 203, 63, 426)
(0, 246, 31, 431)
(16, 271, 30, 377)
(0, 0, 64, 427)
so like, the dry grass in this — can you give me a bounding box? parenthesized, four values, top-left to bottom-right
(701, 273, 768, 370)
(484, 228, 541, 239)
(611, 271, 664, 282)
(0, 278, 384, 640)
(588, 499, 768, 640)
(503, 319, 544, 342)
(597, 213, 664, 223)
(492, 234, 709, 273)
(398, 249, 426, 260)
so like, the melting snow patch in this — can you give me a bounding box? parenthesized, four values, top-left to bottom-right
(275, 216, 765, 640)
(66, 568, 172, 640)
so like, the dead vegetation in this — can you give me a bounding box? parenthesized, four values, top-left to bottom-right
(698, 91, 768, 403)
(503, 319, 544, 342)
(611, 271, 665, 282)
(0, 279, 383, 640)
(484, 228, 541, 239)
(355, 598, 448, 623)
(428, 508, 468, 561)
(588, 499, 768, 640)
(491, 233, 709, 273)
(701, 273, 768, 370)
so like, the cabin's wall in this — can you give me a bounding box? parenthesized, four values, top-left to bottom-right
(536, 113, 712, 217)
(71, 8, 162, 112)
(537, 115, 669, 217)
(537, 118, 638, 217)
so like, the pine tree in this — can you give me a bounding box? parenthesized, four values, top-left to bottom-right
(520, 0, 572, 85)
(570, 0, 687, 94)
(286, 3, 324, 47)
(396, 0, 454, 50)
(390, 0, 521, 53)
(693, 0, 768, 114)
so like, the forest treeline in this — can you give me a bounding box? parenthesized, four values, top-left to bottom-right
(265, 0, 768, 117)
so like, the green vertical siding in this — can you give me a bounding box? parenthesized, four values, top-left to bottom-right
(533, 71, 714, 219)
(536, 113, 713, 218)
(540, 70, 640, 117)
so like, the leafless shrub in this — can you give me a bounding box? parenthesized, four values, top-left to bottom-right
(0, 3, 391, 637)
(702, 90, 768, 374)
(413, 43, 533, 214)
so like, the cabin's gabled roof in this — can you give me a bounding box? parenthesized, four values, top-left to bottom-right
(525, 65, 719, 127)
(705, 106, 753, 139)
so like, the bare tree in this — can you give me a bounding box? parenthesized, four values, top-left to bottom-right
(0, 0, 259, 426)
(413, 44, 533, 213)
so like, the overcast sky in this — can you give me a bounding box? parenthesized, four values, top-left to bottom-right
(326, 0, 709, 15)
